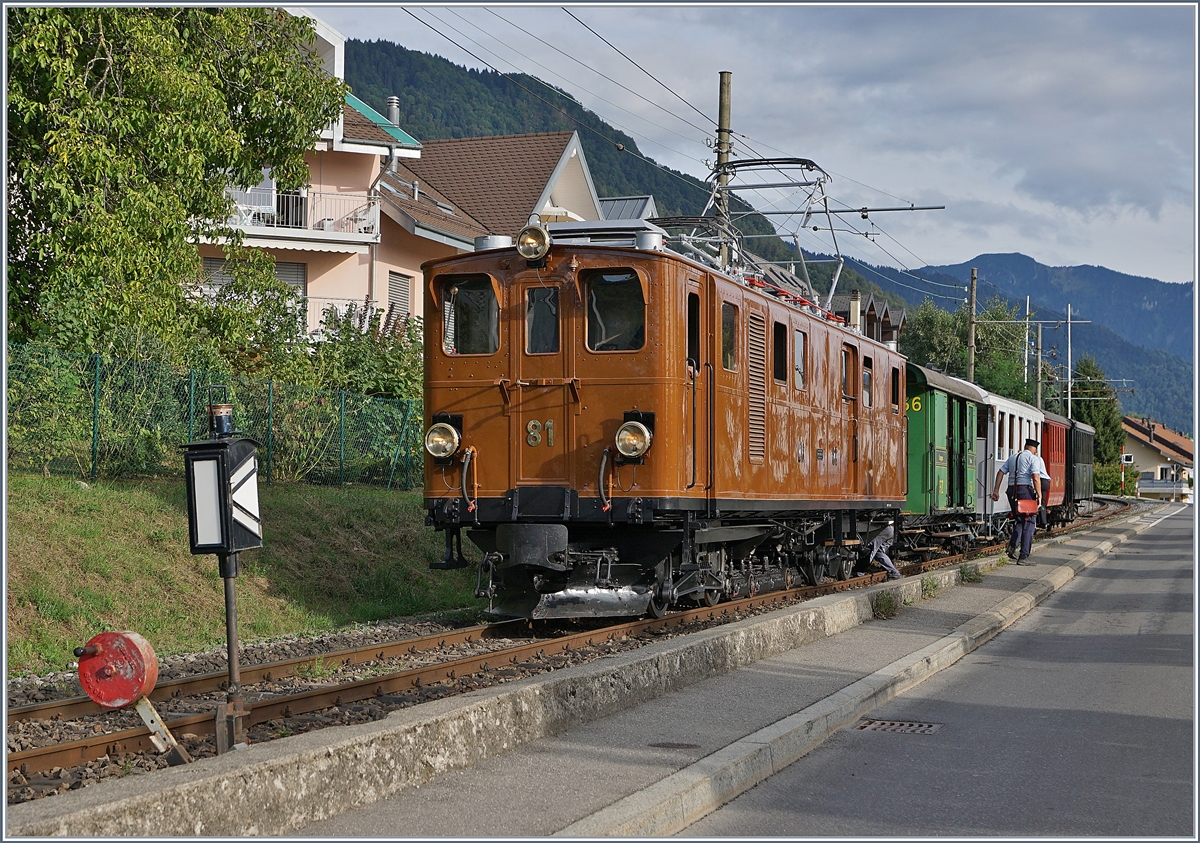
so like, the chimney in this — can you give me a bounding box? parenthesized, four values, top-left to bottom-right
(386, 96, 400, 127)
(850, 289, 862, 333)
(1148, 423, 1155, 444)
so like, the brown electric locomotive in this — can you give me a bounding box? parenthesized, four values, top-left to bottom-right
(422, 219, 906, 619)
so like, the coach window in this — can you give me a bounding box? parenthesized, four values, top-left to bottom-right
(794, 329, 807, 390)
(998, 412, 1006, 452)
(442, 275, 499, 355)
(891, 366, 900, 412)
(721, 302, 738, 370)
(584, 268, 644, 352)
(526, 287, 558, 354)
(772, 321, 788, 382)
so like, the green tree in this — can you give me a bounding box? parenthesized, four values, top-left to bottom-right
(1070, 355, 1124, 464)
(898, 296, 1033, 403)
(6, 8, 346, 370)
(311, 304, 424, 400)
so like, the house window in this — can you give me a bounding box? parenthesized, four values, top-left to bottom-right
(441, 275, 498, 355)
(201, 257, 306, 296)
(584, 268, 644, 352)
(388, 271, 412, 316)
(526, 287, 559, 354)
(794, 329, 807, 390)
(722, 303, 738, 370)
(772, 321, 787, 382)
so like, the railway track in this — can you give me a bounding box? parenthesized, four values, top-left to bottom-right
(7, 497, 1128, 801)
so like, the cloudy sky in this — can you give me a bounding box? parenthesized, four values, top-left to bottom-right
(312, 4, 1196, 285)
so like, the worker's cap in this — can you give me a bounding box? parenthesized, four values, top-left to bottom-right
(1024, 438, 1040, 448)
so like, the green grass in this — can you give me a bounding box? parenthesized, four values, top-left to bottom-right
(5, 475, 481, 676)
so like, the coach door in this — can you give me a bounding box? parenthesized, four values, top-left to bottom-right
(685, 280, 712, 500)
(513, 278, 572, 485)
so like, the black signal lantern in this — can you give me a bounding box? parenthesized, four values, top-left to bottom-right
(179, 386, 261, 754)
(181, 393, 262, 556)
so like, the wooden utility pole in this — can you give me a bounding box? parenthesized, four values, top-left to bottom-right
(716, 71, 732, 269)
(966, 268, 977, 382)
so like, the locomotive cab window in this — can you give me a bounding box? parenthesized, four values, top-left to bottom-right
(441, 275, 499, 355)
(721, 302, 738, 370)
(584, 268, 644, 352)
(862, 357, 873, 408)
(772, 321, 788, 382)
(525, 287, 559, 354)
(841, 346, 857, 399)
(794, 329, 807, 390)
(687, 291, 700, 364)
(891, 366, 900, 412)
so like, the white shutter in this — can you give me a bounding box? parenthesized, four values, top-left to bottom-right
(388, 271, 412, 316)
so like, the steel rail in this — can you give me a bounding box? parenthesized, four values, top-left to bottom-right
(7, 499, 1126, 776)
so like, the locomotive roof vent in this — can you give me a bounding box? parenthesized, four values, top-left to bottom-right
(474, 234, 513, 251)
(545, 219, 669, 248)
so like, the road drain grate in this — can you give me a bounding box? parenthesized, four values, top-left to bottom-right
(856, 720, 943, 734)
(649, 742, 701, 749)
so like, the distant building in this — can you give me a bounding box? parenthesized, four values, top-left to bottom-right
(828, 290, 906, 349)
(1122, 416, 1193, 503)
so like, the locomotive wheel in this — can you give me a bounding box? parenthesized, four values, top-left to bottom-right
(802, 562, 824, 587)
(702, 589, 721, 608)
(835, 554, 854, 581)
(647, 594, 669, 618)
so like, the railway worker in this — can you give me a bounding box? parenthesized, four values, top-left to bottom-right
(990, 438, 1041, 565)
(867, 520, 901, 580)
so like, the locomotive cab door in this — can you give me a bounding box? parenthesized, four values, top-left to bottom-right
(513, 278, 572, 486)
(685, 280, 711, 499)
(840, 344, 860, 496)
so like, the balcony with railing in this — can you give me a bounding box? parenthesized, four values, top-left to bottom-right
(1136, 478, 1193, 501)
(226, 187, 380, 245)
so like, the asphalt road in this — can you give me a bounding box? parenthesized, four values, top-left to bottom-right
(685, 505, 1195, 837)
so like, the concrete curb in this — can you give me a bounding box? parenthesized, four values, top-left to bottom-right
(6, 507, 1158, 837)
(556, 506, 1168, 837)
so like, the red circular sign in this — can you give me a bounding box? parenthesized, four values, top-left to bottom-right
(76, 631, 159, 709)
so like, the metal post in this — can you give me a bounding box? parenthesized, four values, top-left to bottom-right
(91, 355, 101, 481)
(1023, 296, 1030, 383)
(716, 70, 732, 270)
(339, 389, 346, 487)
(214, 552, 247, 754)
(1036, 324, 1043, 410)
(966, 268, 977, 382)
(1067, 304, 1073, 419)
(187, 370, 196, 442)
(266, 380, 274, 486)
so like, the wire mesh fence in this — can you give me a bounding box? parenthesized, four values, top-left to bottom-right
(6, 343, 424, 490)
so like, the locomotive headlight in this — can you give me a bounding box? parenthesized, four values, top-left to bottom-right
(516, 225, 552, 261)
(615, 421, 653, 459)
(424, 423, 461, 459)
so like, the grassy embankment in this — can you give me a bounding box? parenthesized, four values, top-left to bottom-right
(5, 475, 481, 677)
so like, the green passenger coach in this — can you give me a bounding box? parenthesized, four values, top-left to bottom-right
(903, 363, 985, 525)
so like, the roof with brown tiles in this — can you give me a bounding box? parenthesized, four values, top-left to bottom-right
(1123, 416, 1194, 465)
(378, 162, 489, 244)
(403, 132, 576, 236)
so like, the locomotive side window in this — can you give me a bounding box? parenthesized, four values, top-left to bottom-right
(841, 346, 856, 399)
(794, 330, 807, 390)
(772, 322, 788, 382)
(584, 268, 645, 352)
(442, 275, 499, 355)
(525, 287, 559, 354)
(721, 302, 738, 370)
(891, 366, 900, 412)
(862, 357, 873, 408)
(687, 292, 700, 364)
